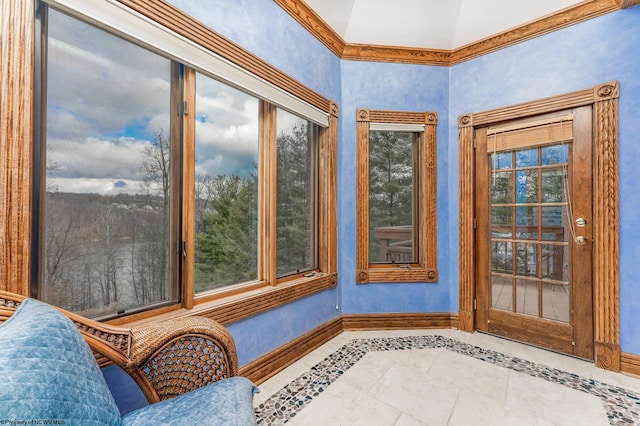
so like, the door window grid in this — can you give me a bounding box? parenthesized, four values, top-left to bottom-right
(489, 144, 571, 322)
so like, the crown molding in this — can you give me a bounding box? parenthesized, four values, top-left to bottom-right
(273, 0, 345, 57)
(343, 43, 450, 66)
(450, 0, 620, 64)
(617, 0, 640, 8)
(276, 0, 623, 66)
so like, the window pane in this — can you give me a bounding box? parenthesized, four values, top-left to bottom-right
(368, 131, 415, 263)
(490, 171, 512, 204)
(276, 110, 319, 277)
(193, 73, 260, 292)
(42, 9, 175, 318)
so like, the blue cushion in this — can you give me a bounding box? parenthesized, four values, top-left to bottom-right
(0, 298, 121, 425)
(121, 376, 258, 426)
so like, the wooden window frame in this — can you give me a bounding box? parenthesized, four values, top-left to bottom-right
(6, 0, 338, 326)
(356, 109, 438, 283)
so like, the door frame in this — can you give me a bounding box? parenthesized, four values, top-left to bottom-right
(457, 81, 620, 371)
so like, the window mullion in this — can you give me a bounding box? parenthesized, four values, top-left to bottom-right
(180, 65, 196, 309)
(260, 102, 278, 285)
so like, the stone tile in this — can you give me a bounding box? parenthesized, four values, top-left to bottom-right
(254, 331, 640, 425)
(426, 350, 509, 403)
(449, 390, 554, 426)
(393, 413, 425, 426)
(288, 379, 402, 426)
(506, 370, 610, 426)
(370, 363, 460, 425)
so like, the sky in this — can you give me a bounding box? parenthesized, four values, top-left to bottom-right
(45, 8, 304, 197)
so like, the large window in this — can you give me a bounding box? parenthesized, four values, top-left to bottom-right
(33, 1, 337, 321)
(38, 8, 178, 318)
(356, 109, 438, 283)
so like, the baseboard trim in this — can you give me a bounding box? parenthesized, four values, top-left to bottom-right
(342, 312, 458, 330)
(621, 352, 640, 377)
(239, 316, 343, 384)
(240, 312, 458, 384)
(240, 312, 640, 385)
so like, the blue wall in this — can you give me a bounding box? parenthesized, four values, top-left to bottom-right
(338, 61, 453, 314)
(165, 0, 640, 362)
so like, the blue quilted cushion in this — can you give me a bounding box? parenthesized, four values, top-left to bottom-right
(0, 298, 121, 425)
(121, 376, 258, 426)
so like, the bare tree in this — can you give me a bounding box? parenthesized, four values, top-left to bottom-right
(140, 130, 171, 300)
(91, 202, 122, 307)
(195, 172, 217, 233)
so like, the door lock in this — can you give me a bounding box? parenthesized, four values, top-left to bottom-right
(575, 218, 587, 227)
(575, 236, 587, 245)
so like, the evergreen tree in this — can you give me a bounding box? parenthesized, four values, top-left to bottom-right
(276, 124, 314, 276)
(368, 131, 414, 261)
(194, 173, 258, 291)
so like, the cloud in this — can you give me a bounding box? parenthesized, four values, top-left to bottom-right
(49, 177, 149, 196)
(193, 74, 260, 177)
(43, 8, 275, 192)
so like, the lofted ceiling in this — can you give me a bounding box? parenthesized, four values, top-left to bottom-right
(304, 0, 592, 50)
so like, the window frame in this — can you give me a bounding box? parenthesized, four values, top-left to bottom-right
(356, 109, 438, 283)
(29, 0, 338, 325)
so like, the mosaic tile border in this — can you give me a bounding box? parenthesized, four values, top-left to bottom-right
(254, 335, 640, 425)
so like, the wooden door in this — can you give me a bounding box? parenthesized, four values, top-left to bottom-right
(475, 107, 594, 359)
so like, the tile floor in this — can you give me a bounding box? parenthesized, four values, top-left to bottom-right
(253, 330, 640, 425)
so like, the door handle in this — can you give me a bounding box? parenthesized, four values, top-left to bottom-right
(575, 236, 587, 245)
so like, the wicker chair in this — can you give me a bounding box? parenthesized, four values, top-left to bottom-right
(0, 290, 257, 424)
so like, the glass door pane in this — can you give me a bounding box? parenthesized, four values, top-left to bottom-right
(489, 144, 570, 323)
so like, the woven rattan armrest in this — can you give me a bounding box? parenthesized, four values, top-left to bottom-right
(0, 291, 239, 404)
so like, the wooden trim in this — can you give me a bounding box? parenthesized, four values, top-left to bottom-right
(181, 66, 196, 309)
(276, 0, 620, 66)
(343, 43, 451, 67)
(458, 120, 475, 332)
(116, 0, 331, 113)
(260, 102, 278, 285)
(206, 275, 338, 326)
(593, 82, 621, 371)
(123, 273, 338, 327)
(621, 352, 640, 377)
(342, 313, 458, 330)
(273, 0, 345, 58)
(450, 0, 620, 65)
(617, 0, 640, 8)
(239, 316, 343, 384)
(239, 312, 459, 384)
(458, 81, 620, 370)
(318, 102, 339, 274)
(0, 0, 34, 296)
(356, 109, 438, 283)
(472, 87, 596, 126)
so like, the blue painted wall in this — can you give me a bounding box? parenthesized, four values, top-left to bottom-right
(163, 0, 640, 362)
(449, 8, 640, 354)
(338, 60, 453, 314)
